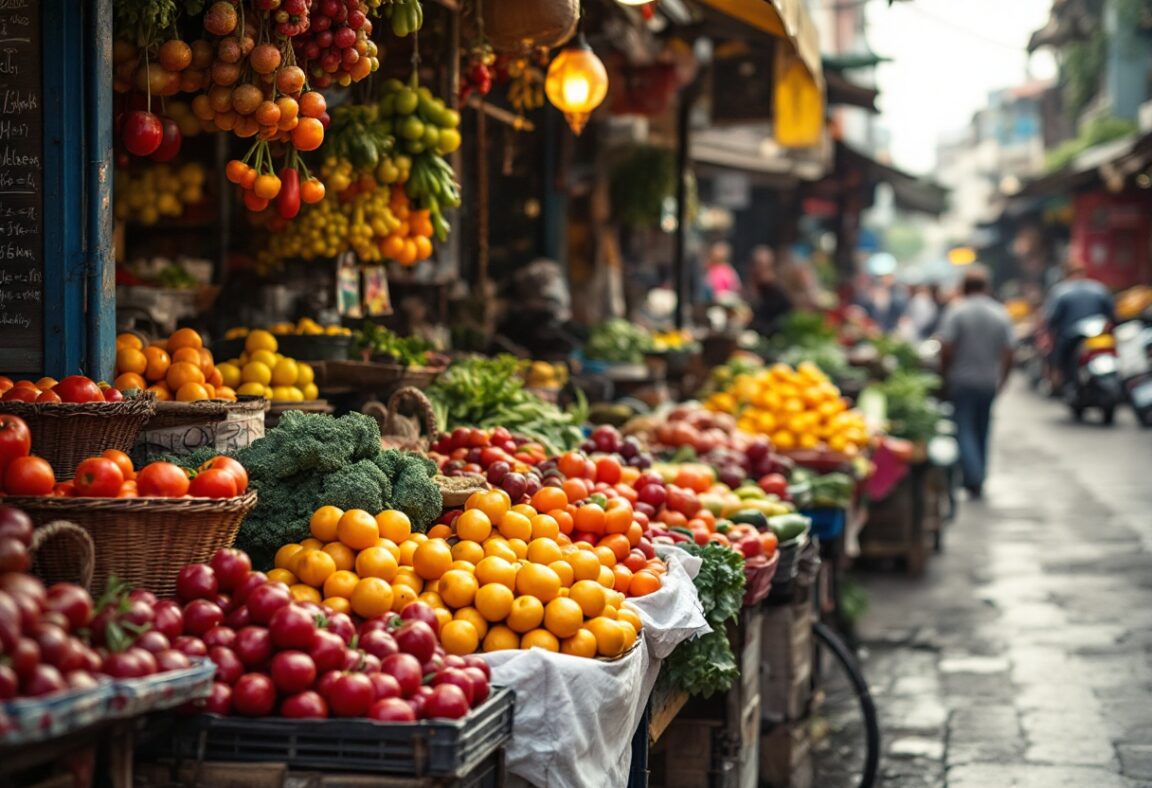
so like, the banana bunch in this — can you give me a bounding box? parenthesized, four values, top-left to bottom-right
(378, 0, 423, 36)
(378, 76, 461, 242)
(506, 58, 545, 115)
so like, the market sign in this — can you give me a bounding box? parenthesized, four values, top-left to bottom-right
(0, 0, 44, 374)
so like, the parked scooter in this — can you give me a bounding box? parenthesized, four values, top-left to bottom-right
(1116, 306, 1152, 427)
(1066, 316, 1124, 424)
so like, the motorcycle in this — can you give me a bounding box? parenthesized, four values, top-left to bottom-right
(1066, 316, 1124, 425)
(1116, 306, 1152, 427)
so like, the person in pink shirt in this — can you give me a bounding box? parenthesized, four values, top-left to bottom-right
(704, 241, 742, 300)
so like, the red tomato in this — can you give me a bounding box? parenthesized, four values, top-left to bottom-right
(198, 456, 248, 494)
(35, 390, 61, 403)
(4, 456, 56, 496)
(1, 387, 38, 403)
(73, 458, 125, 497)
(759, 531, 779, 556)
(0, 415, 32, 482)
(594, 456, 622, 485)
(189, 469, 238, 499)
(101, 450, 135, 481)
(136, 462, 190, 497)
(54, 376, 104, 404)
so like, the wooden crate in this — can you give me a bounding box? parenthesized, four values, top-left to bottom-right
(759, 721, 813, 788)
(760, 599, 813, 724)
(858, 464, 933, 576)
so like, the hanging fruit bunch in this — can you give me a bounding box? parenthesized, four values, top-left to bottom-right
(114, 162, 208, 226)
(227, 138, 326, 218)
(292, 0, 382, 89)
(501, 52, 547, 116)
(459, 42, 495, 102)
(378, 75, 462, 241)
(377, 0, 424, 37)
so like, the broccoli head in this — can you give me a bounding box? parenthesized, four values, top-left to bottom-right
(320, 458, 392, 513)
(387, 452, 443, 533)
(234, 410, 382, 480)
(235, 472, 327, 570)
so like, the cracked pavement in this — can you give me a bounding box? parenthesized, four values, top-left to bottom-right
(852, 382, 1152, 787)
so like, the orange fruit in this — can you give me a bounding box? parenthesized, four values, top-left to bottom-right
(618, 619, 638, 651)
(143, 347, 171, 382)
(585, 616, 626, 657)
(175, 382, 209, 401)
(295, 549, 337, 588)
(451, 560, 477, 574)
(413, 539, 454, 580)
(274, 543, 304, 570)
(515, 563, 561, 603)
(617, 606, 643, 633)
(600, 534, 631, 563)
(629, 570, 661, 597)
(117, 332, 144, 350)
(310, 505, 343, 541)
(171, 347, 202, 367)
(561, 628, 598, 658)
(520, 628, 560, 652)
(113, 372, 147, 391)
(355, 546, 399, 581)
(419, 591, 444, 610)
(594, 546, 618, 568)
(597, 565, 616, 589)
(543, 597, 584, 639)
(574, 504, 606, 535)
(393, 567, 423, 593)
(166, 361, 206, 390)
(324, 597, 351, 615)
(168, 327, 203, 352)
(452, 539, 485, 565)
(568, 550, 601, 582)
(498, 511, 532, 542)
(531, 487, 568, 513)
(376, 538, 401, 562)
(438, 569, 479, 608)
(466, 490, 509, 524)
(611, 565, 633, 594)
(482, 538, 518, 563)
(323, 569, 360, 599)
(427, 524, 452, 540)
(337, 509, 380, 550)
(506, 596, 544, 633)
(350, 577, 394, 618)
(568, 580, 607, 618)
(116, 347, 147, 376)
(267, 568, 297, 585)
(441, 620, 480, 656)
(526, 538, 562, 565)
(198, 348, 216, 377)
(391, 583, 418, 612)
(398, 539, 421, 567)
(530, 514, 560, 540)
(299, 538, 324, 551)
(146, 383, 172, 401)
(453, 607, 489, 640)
(321, 542, 355, 572)
(455, 509, 492, 542)
(433, 607, 453, 631)
(506, 538, 529, 560)
(549, 560, 574, 587)
(482, 625, 520, 652)
(475, 583, 515, 622)
(290, 584, 322, 604)
(375, 510, 412, 543)
(475, 556, 518, 588)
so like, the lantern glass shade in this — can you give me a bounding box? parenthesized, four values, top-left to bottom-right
(545, 37, 609, 135)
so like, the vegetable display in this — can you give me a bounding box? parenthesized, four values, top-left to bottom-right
(584, 319, 652, 365)
(353, 323, 434, 366)
(867, 370, 943, 444)
(427, 356, 586, 456)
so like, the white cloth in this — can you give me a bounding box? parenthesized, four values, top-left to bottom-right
(487, 550, 708, 788)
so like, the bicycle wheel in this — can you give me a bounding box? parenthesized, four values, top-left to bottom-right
(809, 621, 880, 788)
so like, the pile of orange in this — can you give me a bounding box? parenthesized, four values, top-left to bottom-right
(271, 488, 660, 660)
(114, 329, 237, 402)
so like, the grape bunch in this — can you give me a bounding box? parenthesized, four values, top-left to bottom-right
(293, 0, 380, 88)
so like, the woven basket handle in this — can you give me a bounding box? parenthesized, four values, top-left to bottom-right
(30, 520, 95, 591)
(385, 386, 438, 439)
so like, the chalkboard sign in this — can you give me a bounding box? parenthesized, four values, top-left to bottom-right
(0, 0, 43, 374)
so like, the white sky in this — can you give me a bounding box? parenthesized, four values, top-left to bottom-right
(864, 0, 1059, 174)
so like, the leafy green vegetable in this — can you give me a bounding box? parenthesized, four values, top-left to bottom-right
(353, 322, 433, 367)
(809, 472, 855, 509)
(584, 319, 652, 365)
(661, 542, 747, 698)
(427, 355, 586, 455)
(869, 370, 943, 443)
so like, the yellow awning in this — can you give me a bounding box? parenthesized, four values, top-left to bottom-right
(695, 0, 824, 148)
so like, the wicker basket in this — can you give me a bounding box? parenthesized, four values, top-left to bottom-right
(363, 387, 438, 452)
(323, 361, 443, 397)
(6, 492, 258, 596)
(28, 520, 95, 590)
(478, 0, 579, 53)
(146, 396, 268, 432)
(0, 397, 156, 479)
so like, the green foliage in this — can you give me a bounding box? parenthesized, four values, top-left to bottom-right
(662, 542, 747, 698)
(353, 323, 432, 367)
(427, 355, 585, 455)
(1047, 115, 1138, 171)
(870, 370, 943, 443)
(584, 320, 652, 365)
(1060, 30, 1107, 120)
(883, 223, 926, 264)
(610, 146, 677, 227)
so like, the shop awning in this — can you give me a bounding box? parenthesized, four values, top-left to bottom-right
(1017, 131, 1152, 197)
(690, 124, 831, 182)
(838, 142, 949, 215)
(694, 0, 823, 89)
(825, 71, 878, 112)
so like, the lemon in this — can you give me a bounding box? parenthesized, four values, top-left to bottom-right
(296, 363, 315, 386)
(289, 386, 305, 401)
(271, 358, 299, 386)
(217, 362, 241, 389)
(245, 329, 278, 354)
(271, 386, 296, 402)
(242, 361, 272, 386)
(303, 383, 319, 400)
(237, 381, 267, 397)
(250, 349, 279, 369)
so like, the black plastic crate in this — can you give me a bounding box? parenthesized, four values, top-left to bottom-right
(160, 687, 513, 778)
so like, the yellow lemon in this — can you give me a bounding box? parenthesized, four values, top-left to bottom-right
(296, 362, 315, 386)
(237, 381, 267, 397)
(244, 329, 278, 354)
(271, 358, 299, 386)
(250, 349, 279, 369)
(217, 362, 241, 389)
(241, 361, 272, 386)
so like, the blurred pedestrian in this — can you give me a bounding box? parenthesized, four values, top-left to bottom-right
(938, 265, 1015, 499)
(746, 245, 792, 335)
(702, 241, 742, 301)
(1043, 259, 1116, 393)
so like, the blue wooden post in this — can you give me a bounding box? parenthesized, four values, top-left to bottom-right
(86, 0, 115, 381)
(40, 0, 88, 379)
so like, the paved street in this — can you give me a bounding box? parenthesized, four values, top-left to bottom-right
(854, 381, 1152, 787)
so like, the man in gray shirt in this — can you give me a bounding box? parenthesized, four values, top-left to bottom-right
(938, 266, 1014, 499)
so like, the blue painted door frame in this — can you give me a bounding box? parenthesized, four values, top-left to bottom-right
(39, 0, 114, 381)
